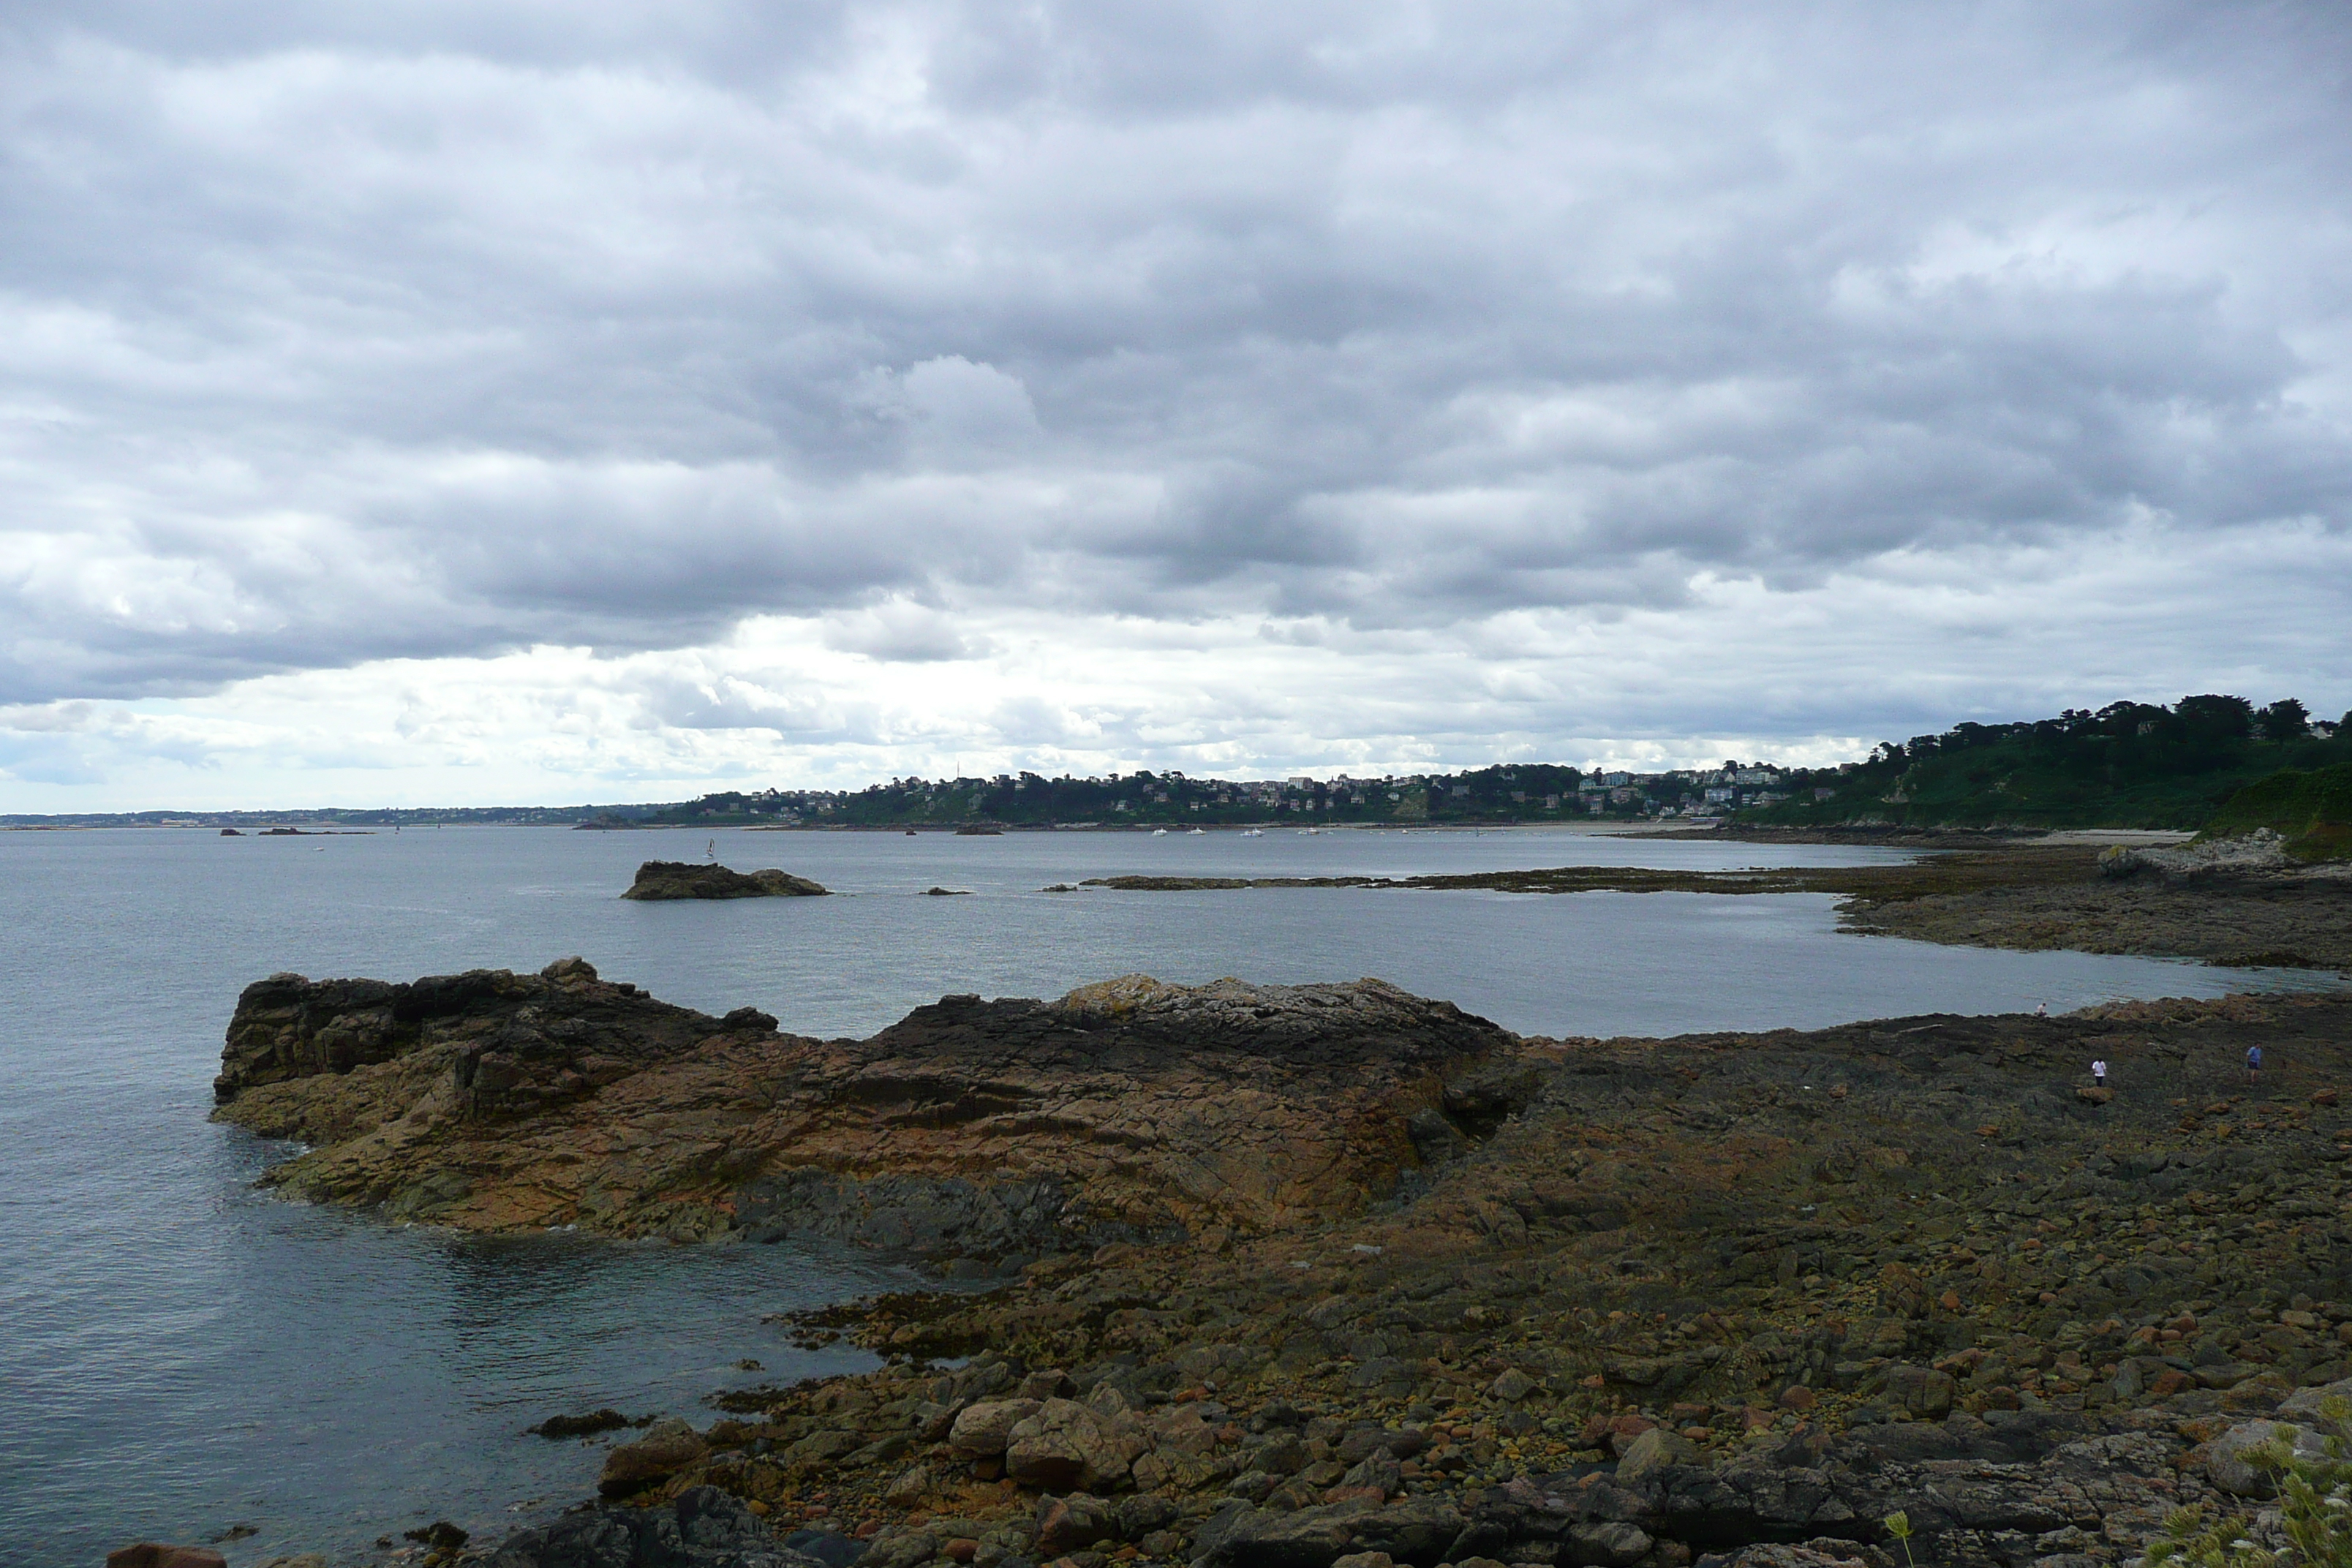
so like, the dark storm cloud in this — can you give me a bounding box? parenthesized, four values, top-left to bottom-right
(1, 0, 2348, 701)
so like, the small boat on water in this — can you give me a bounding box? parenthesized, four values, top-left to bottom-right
(1188, 828, 1205, 835)
(1239, 828, 1264, 837)
(1151, 828, 1169, 837)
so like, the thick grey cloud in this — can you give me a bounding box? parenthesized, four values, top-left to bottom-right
(1, 0, 2347, 720)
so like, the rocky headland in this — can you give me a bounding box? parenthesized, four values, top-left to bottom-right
(213, 965, 1516, 1246)
(211, 964, 2352, 1568)
(625, 861, 831, 900)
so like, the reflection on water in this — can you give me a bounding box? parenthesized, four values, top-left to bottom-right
(0, 825, 2334, 1564)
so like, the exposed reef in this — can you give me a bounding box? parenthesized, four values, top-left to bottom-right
(1077, 843, 2352, 973)
(448, 984, 2352, 1568)
(625, 861, 831, 900)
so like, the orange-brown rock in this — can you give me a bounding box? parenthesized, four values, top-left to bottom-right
(105, 1548, 227, 1568)
(211, 962, 1518, 1251)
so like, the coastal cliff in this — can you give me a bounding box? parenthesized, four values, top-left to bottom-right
(212, 964, 1517, 1248)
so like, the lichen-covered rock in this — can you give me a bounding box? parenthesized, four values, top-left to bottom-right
(1002, 1397, 1147, 1490)
(948, 1399, 1042, 1458)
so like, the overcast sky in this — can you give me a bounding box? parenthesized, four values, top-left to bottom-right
(3, 1, 2348, 809)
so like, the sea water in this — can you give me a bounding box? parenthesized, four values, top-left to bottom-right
(0, 825, 2332, 1565)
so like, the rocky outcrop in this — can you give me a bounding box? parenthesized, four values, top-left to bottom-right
(624, 861, 829, 899)
(2097, 834, 2295, 883)
(213, 966, 1518, 1246)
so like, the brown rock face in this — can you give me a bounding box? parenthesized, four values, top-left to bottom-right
(212, 965, 1516, 1248)
(621, 861, 828, 899)
(105, 1548, 227, 1568)
(599, 1417, 711, 1498)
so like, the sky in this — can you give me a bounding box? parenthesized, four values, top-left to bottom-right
(3, 1, 2348, 810)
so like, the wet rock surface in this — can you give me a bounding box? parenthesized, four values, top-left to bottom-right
(421, 986, 2352, 1568)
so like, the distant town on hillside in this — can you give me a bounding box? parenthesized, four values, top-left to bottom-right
(6, 695, 2345, 833)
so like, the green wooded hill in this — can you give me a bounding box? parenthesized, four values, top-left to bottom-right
(1746, 696, 2352, 830)
(2200, 764, 2352, 859)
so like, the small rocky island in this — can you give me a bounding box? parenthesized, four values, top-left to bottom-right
(206, 960, 2352, 1568)
(622, 860, 829, 900)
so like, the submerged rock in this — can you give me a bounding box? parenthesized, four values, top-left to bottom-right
(106, 1548, 227, 1568)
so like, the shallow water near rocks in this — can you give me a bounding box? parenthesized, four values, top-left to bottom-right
(0, 824, 2335, 1565)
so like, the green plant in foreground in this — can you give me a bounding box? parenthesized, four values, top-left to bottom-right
(1884, 1510, 1917, 1568)
(2146, 1401, 2352, 1568)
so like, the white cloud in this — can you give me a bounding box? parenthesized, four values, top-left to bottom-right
(1, 1, 2348, 804)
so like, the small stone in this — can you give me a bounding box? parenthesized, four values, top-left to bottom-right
(1490, 1369, 1537, 1402)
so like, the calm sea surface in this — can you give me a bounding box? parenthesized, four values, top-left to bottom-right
(0, 824, 2334, 1566)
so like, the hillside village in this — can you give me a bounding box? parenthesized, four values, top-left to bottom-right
(622, 761, 1799, 830)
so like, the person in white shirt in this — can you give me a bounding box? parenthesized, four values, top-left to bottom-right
(2092, 1059, 2107, 1088)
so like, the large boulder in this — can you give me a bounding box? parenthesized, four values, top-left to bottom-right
(599, 1417, 710, 1497)
(1196, 1497, 1463, 1568)
(1880, 1365, 1956, 1419)
(2203, 1419, 2329, 1496)
(948, 1398, 1043, 1457)
(1616, 1428, 1701, 1486)
(1003, 1398, 1149, 1491)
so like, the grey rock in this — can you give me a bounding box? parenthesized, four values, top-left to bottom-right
(1614, 1428, 1700, 1485)
(1567, 1522, 1653, 1567)
(483, 1488, 828, 1568)
(948, 1399, 1044, 1458)
(2205, 1420, 2325, 1496)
